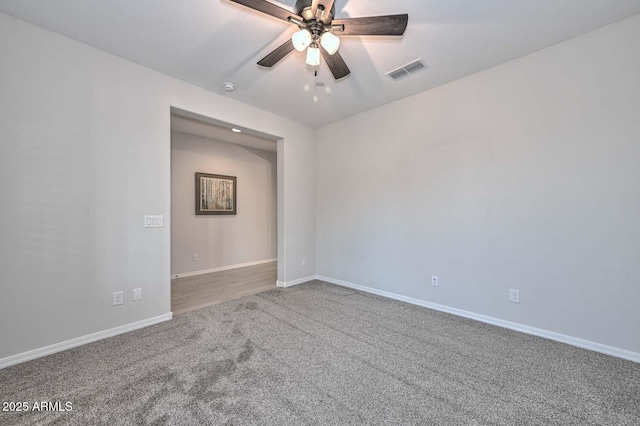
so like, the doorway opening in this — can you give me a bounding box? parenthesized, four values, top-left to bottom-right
(170, 108, 280, 315)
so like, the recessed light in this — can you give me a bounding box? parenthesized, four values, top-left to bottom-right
(223, 82, 236, 92)
(232, 128, 242, 133)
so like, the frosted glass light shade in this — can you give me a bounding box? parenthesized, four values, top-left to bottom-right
(292, 29, 312, 52)
(320, 32, 340, 55)
(306, 46, 321, 66)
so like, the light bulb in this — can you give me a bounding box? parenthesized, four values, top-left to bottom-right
(292, 29, 312, 52)
(320, 32, 340, 55)
(306, 46, 321, 66)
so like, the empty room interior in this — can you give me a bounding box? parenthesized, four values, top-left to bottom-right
(0, 1, 639, 425)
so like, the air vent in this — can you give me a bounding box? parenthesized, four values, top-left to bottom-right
(386, 59, 427, 81)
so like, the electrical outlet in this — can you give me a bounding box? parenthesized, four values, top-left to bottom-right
(133, 288, 142, 301)
(192, 253, 199, 262)
(509, 289, 520, 304)
(112, 291, 124, 306)
(432, 276, 439, 287)
(302, 257, 307, 266)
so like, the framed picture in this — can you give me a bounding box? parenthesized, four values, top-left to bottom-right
(195, 173, 237, 215)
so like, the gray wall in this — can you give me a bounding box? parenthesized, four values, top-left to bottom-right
(2, 7, 638, 363)
(0, 12, 316, 361)
(171, 132, 277, 275)
(316, 14, 640, 354)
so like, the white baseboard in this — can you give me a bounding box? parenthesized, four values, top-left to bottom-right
(316, 275, 640, 364)
(0, 313, 173, 370)
(172, 258, 277, 279)
(6, 276, 636, 369)
(276, 276, 316, 288)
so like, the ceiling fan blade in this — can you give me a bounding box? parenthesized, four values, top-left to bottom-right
(321, 48, 350, 80)
(333, 14, 409, 36)
(229, 0, 302, 23)
(257, 39, 296, 68)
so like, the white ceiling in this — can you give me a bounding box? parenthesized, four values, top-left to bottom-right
(171, 113, 278, 152)
(1, 1, 640, 128)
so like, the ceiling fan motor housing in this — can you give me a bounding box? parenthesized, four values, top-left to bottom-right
(295, 0, 335, 24)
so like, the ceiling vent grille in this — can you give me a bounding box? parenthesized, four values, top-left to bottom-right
(386, 59, 427, 81)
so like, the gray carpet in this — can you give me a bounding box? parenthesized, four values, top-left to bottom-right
(1, 281, 639, 425)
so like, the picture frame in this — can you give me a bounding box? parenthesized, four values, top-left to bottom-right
(195, 172, 237, 215)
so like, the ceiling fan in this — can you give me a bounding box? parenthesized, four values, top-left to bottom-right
(229, 0, 409, 80)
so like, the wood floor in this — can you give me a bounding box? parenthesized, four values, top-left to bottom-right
(171, 261, 277, 315)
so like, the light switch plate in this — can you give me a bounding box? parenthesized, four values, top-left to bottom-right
(144, 216, 164, 228)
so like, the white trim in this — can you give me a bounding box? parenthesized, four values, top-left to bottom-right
(172, 258, 277, 279)
(316, 275, 640, 364)
(0, 313, 173, 370)
(276, 276, 316, 288)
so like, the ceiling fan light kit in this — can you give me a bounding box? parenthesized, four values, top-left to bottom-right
(306, 44, 321, 66)
(292, 29, 312, 52)
(320, 31, 340, 55)
(229, 0, 408, 80)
